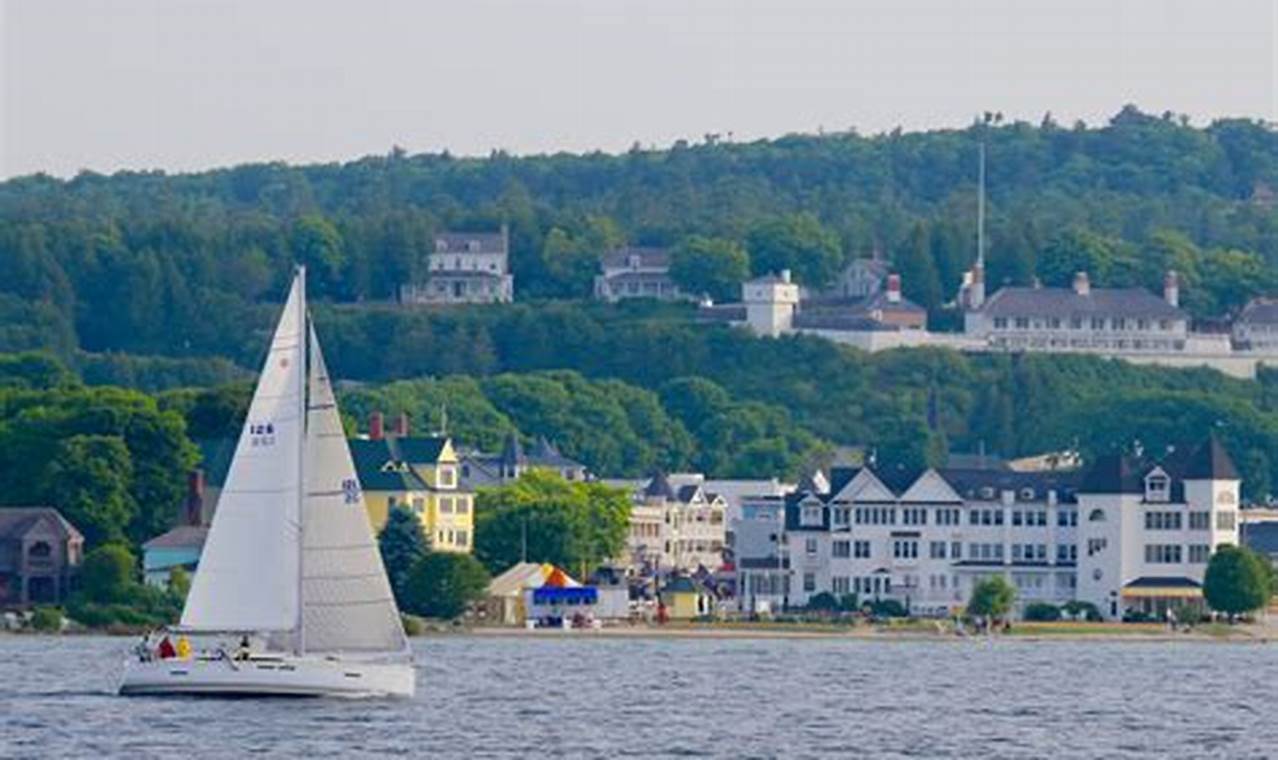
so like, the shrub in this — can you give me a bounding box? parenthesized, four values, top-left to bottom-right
(1023, 602, 1061, 622)
(806, 592, 840, 613)
(1061, 600, 1102, 622)
(865, 599, 908, 618)
(30, 606, 63, 632)
(80, 544, 137, 603)
(400, 614, 425, 637)
(401, 552, 491, 619)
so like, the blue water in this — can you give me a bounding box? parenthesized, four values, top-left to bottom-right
(1, 635, 1274, 758)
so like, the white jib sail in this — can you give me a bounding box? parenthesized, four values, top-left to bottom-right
(301, 324, 409, 655)
(180, 272, 305, 633)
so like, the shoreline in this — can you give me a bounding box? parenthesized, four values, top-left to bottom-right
(427, 621, 1278, 643)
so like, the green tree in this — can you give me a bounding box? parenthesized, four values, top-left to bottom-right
(474, 470, 630, 576)
(746, 213, 843, 288)
(895, 222, 943, 312)
(80, 544, 137, 603)
(1203, 545, 1270, 620)
(167, 566, 191, 600)
(400, 551, 491, 619)
(967, 576, 1016, 622)
(669, 236, 750, 302)
(290, 215, 346, 297)
(41, 435, 136, 547)
(379, 505, 427, 604)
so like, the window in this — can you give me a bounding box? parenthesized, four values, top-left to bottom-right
(903, 508, 928, 525)
(1056, 544, 1077, 563)
(1217, 511, 1237, 530)
(440, 497, 453, 514)
(1145, 511, 1182, 530)
(893, 540, 918, 560)
(802, 506, 823, 526)
(412, 497, 425, 514)
(1188, 544, 1211, 563)
(456, 498, 470, 515)
(1012, 511, 1023, 527)
(1145, 474, 1169, 502)
(1015, 317, 1030, 329)
(455, 530, 469, 548)
(1057, 509, 1077, 527)
(994, 317, 1008, 329)
(1087, 537, 1107, 556)
(833, 507, 850, 526)
(929, 541, 947, 559)
(1088, 508, 1106, 522)
(439, 467, 456, 488)
(950, 541, 962, 559)
(853, 540, 871, 559)
(805, 537, 818, 556)
(1144, 544, 1183, 564)
(832, 576, 850, 595)
(803, 573, 816, 592)
(833, 540, 851, 558)
(1189, 511, 1211, 530)
(936, 508, 960, 526)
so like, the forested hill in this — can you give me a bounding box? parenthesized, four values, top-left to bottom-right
(3, 106, 1278, 362)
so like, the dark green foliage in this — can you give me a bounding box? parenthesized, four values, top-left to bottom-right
(42, 435, 135, 546)
(1061, 600, 1102, 622)
(967, 576, 1016, 620)
(864, 599, 908, 618)
(79, 544, 138, 603)
(400, 551, 491, 620)
(379, 505, 427, 604)
(1203, 545, 1271, 618)
(1022, 602, 1062, 622)
(806, 592, 840, 612)
(746, 213, 843, 287)
(669, 236, 750, 302)
(474, 470, 631, 577)
(30, 606, 63, 632)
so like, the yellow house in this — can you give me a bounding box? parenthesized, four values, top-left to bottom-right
(659, 576, 713, 620)
(350, 435, 474, 553)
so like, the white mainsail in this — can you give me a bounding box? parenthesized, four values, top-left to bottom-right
(300, 324, 409, 655)
(181, 273, 305, 632)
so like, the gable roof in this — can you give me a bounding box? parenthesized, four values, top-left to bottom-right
(1237, 298, 1278, 325)
(601, 246, 670, 270)
(1078, 453, 1144, 494)
(1179, 436, 1240, 481)
(349, 439, 429, 492)
(0, 507, 83, 543)
(390, 436, 449, 464)
(644, 472, 676, 500)
(434, 231, 506, 254)
(980, 285, 1185, 321)
(143, 525, 209, 551)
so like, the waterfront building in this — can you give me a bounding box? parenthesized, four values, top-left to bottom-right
(659, 574, 714, 620)
(1232, 297, 1278, 351)
(0, 507, 83, 607)
(610, 472, 728, 575)
(399, 227, 514, 304)
(771, 435, 1239, 620)
(594, 246, 686, 302)
(142, 469, 212, 587)
(459, 432, 589, 490)
(350, 413, 473, 553)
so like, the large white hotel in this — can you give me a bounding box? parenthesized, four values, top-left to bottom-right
(735, 435, 1241, 620)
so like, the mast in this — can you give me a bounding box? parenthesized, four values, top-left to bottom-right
(295, 265, 307, 656)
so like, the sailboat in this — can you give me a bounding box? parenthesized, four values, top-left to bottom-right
(119, 267, 415, 697)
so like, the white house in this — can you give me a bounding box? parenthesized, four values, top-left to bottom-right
(400, 227, 514, 304)
(763, 435, 1240, 620)
(611, 472, 728, 575)
(594, 246, 686, 302)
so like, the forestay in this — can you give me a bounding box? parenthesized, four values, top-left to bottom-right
(181, 275, 305, 632)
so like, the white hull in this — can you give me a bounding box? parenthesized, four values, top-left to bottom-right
(118, 655, 416, 698)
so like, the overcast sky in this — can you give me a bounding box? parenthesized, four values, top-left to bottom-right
(1, 0, 1275, 179)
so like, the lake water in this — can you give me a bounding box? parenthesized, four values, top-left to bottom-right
(1, 635, 1274, 758)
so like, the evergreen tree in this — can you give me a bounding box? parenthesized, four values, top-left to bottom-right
(378, 505, 427, 604)
(896, 222, 943, 311)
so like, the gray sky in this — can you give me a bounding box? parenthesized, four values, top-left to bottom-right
(2, 0, 1276, 179)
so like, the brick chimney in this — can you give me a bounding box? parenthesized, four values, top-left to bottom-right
(1072, 271, 1091, 297)
(369, 411, 384, 440)
(393, 412, 410, 437)
(186, 469, 205, 526)
(1164, 270, 1179, 307)
(886, 273, 902, 304)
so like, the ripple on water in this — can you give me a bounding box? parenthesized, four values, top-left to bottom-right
(1, 636, 1277, 759)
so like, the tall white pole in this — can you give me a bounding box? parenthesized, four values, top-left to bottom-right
(977, 142, 986, 270)
(296, 265, 307, 657)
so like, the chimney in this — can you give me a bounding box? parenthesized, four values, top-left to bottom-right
(968, 261, 985, 309)
(369, 411, 384, 440)
(886, 273, 902, 303)
(394, 412, 410, 438)
(1072, 271, 1091, 296)
(186, 469, 205, 526)
(779, 269, 791, 284)
(1164, 270, 1179, 308)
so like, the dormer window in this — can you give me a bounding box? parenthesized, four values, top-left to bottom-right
(801, 505, 823, 526)
(628, 254, 641, 270)
(467, 240, 481, 252)
(1019, 487, 1036, 502)
(979, 486, 995, 500)
(1145, 471, 1170, 503)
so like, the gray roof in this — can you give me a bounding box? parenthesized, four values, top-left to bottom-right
(980, 285, 1185, 321)
(644, 472, 676, 500)
(349, 439, 430, 492)
(0, 507, 83, 543)
(434, 231, 506, 254)
(1243, 521, 1278, 557)
(1237, 298, 1278, 325)
(143, 525, 209, 551)
(601, 246, 670, 270)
